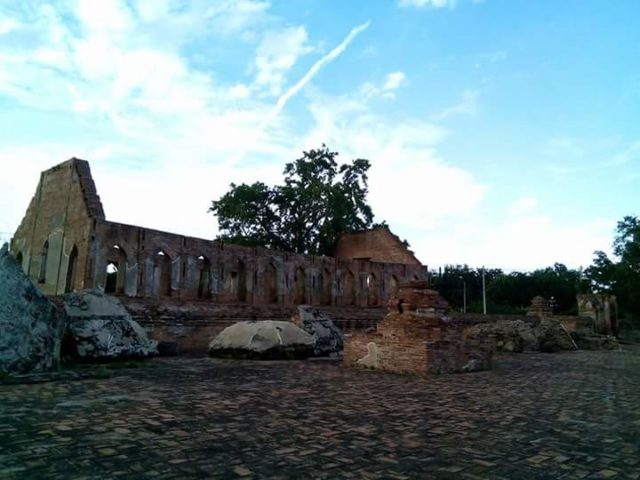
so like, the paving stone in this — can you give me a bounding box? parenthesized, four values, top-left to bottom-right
(0, 348, 639, 479)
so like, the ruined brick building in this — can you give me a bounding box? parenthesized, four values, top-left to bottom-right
(10, 159, 426, 312)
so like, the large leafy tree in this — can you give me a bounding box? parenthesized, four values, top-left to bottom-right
(210, 145, 374, 256)
(584, 215, 640, 326)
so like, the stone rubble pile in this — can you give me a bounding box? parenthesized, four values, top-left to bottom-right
(62, 290, 158, 360)
(291, 305, 343, 357)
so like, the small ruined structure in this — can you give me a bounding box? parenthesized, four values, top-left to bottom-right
(0, 244, 65, 374)
(526, 295, 553, 318)
(344, 281, 495, 375)
(577, 293, 617, 334)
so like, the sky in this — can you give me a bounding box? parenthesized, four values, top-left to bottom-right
(0, 0, 638, 271)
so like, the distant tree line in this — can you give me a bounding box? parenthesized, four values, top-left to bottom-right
(431, 215, 640, 328)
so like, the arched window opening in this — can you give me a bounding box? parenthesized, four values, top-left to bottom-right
(102, 245, 128, 294)
(367, 273, 379, 306)
(64, 246, 78, 293)
(38, 240, 49, 284)
(344, 271, 356, 306)
(389, 275, 399, 294)
(321, 268, 332, 306)
(105, 262, 119, 294)
(153, 250, 172, 296)
(265, 263, 278, 304)
(197, 255, 211, 299)
(237, 260, 247, 302)
(294, 267, 306, 304)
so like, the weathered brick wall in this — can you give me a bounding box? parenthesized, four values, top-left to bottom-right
(13, 159, 427, 307)
(344, 332, 430, 375)
(334, 226, 423, 266)
(344, 313, 495, 376)
(91, 222, 425, 306)
(120, 297, 385, 353)
(10, 159, 102, 295)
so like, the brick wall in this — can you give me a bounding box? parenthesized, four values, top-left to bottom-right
(11, 158, 101, 295)
(334, 226, 423, 265)
(12, 159, 427, 308)
(344, 312, 495, 376)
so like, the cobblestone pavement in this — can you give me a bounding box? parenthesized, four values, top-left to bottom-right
(1, 348, 640, 480)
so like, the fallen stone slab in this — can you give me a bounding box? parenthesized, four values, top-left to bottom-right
(62, 290, 157, 361)
(291, 305, 343, 357)
(0, 243, 65, 374)
(208, 320, 315, 360)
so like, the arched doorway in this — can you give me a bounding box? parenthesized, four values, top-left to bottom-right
(105, 245, 127, 294)
(64, 246, 78, 293)
(265, 263, 278, 304)
(197, 255, 211, 299)
(367, 273, 379, 306)
(15, 251, 23, 270)
(105, 262, 119, 293)
(38, 240, 49, 284)
(154, 250, 172, 296)
(389, 275, 399, 294)
(293, 267, 306, 304)
(237, 260, 247, 302)
(321, 268, 332, 306)
(344, 270, 355, 306)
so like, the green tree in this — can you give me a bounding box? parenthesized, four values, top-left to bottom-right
(210, 145, 374, 256)
(584, 215, 640, 326)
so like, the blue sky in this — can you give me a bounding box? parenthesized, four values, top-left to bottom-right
(0, 0, 638, 270)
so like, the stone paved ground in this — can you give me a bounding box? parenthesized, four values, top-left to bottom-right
(1, 348, 640, 480)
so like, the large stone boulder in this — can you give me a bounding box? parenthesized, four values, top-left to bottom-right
(209, 321, 315, 360)
(0, 244, 65, 374)
(291, 305, 343, 357)
(62, 290, 157, 361)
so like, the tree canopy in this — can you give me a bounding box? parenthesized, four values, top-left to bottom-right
(430, 264, 581, 315)
(583, 215, 640, 327)
(210, 145, 374, 256)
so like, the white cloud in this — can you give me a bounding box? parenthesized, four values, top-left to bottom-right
(301, 87, 486, 233)
(383, 71, 405, 91)
(0, 17, 21, 34)
(398, 0, 455, 9)
(254, 26, 313, 96)
(360, 70, 406, 100)
(432, 90, 478, 120)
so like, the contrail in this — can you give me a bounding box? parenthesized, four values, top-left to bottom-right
(230, 21, 371, 164)
(262, 20, 371, 128)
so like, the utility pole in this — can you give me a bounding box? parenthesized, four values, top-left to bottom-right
(482, 266, 487, 315)
(459, 276, 467, 313)
(463, 279, 467, 313)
